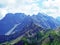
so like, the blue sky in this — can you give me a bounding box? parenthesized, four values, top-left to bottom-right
(0, 0, 60, 19)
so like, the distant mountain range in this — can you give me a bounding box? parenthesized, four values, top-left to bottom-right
(0, 13, 60, 44)
(56, 17, 60, 23)
(0, 13, 60, 35)
(31, 13, 60, 29)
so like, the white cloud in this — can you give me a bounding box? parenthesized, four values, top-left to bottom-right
(42, 0, 60, 18)
(0, 0, 40, 19)
(0, 0, 60, 19)
(0, 8, 7, 19)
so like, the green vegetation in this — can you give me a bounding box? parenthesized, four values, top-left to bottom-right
(20, 30, 60, 45)
(1, 29, 60, 45)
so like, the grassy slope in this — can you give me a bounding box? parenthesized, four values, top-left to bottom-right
(1, 29, 60, 45)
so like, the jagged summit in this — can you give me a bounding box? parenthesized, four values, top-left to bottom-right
(0, 13, 60, 35)
(0, 13, 60, 44)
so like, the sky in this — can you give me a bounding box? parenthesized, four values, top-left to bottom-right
(0, 0, 60, 20)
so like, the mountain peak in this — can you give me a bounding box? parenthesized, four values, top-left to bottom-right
(0, 13, 60, 35)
